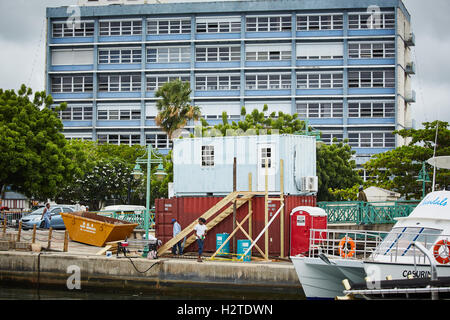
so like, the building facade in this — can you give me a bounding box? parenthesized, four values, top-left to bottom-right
(45, 0, 415, 167)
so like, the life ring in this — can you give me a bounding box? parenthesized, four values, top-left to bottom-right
(433, 240, 450, 264)
(339, 236, 356, 258)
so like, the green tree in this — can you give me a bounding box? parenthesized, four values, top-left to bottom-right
(317, 141, 363, 201)
(0, 85, 83, 200)
(56, 141, 148, 209)
(364, 121, 450, 199)
(155, 79, 202, 140)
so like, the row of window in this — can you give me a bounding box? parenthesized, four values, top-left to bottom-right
(51, 70, 396, 93)
(53, 41, 396, 67)
(56, 100, 396, 122)
(95, 133, 172, 149)
(52, 12, 396, 38)
(296, 100, 395, 118)
(70, 131, 394, 149)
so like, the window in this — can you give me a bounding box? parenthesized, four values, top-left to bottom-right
(147, 47, 190, 63)
(51, 75, 93, 93)
(320, 133, 344, 145)
(348, 12, 395, 29)
(146, 75, 190, 91)
(261, 147, 272, 168)
(147, 18, 191, 35)
(98, 48, 142, 64)
(57, 105, 93, 121)
(98, 134, 141, 146)
(201, 146, 215, 167)
(99, 20, 142, 36)
(296, 101, 343, 118)
(348, 132, 395, 148)
(246, 74, 291, 90)
(196, 46, 240, 62)
(297, 43, 344, 60)
(348, 42, 395, 59)
(195, 74, 240, 91)
(196, 17, 241, 33)
(296, 72, 343, 89)
(246, 16, 291, 32)
(348, 101, 395, 118)
(98, 74, 141, 92)
(297, 14, 343, 31)
(146, 134, 170, 149)
(97, 107, 141, 120)
(52, 49, 94, 65)
(348, 70, 395, 88)
(52, 21, 94, 38)
(246, 44, 291, 61)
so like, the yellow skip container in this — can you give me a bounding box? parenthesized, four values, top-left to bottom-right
(61, 211, 139, 247)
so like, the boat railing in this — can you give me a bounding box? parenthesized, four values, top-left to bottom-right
(308, 228, 447, 265)
(308, 229, 388, 260)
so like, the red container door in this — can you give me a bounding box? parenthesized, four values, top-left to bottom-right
(155, 198, 178, 246)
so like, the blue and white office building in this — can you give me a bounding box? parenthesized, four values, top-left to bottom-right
(46, 0, 415, 170)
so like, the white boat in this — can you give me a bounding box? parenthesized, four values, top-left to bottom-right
(291, 190, 450, 300)
(363, 190, 450, 282)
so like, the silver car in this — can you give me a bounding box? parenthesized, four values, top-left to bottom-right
(20, 205, 76, 230)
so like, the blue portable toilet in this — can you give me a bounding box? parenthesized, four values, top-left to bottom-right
(216, 233, 231, 257)
(237, 239, 252, 262)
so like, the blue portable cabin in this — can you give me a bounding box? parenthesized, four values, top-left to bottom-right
(172, 134, 317, 197)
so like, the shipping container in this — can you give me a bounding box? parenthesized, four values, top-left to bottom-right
(172, 134, 317, 197)
(155, 195, 316, 257)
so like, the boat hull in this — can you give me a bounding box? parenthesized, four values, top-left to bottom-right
(364, 261, 450, 282)
(291, 256, 366, 299)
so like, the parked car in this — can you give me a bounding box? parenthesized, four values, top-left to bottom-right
(20, 205, 76, 230)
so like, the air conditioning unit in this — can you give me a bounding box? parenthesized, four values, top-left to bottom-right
(406, 62, 416, 75)
(406, 32, 416, 47)
(300, 176, 318, 193)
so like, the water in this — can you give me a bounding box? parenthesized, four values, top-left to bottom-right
(0, 282, 304, 300)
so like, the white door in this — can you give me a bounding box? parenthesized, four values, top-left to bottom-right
(257, 143, 276, 192)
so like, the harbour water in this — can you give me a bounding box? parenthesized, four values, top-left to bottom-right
(0, 283, 305, 300)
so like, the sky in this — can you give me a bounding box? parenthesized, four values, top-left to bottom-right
(0, 0, 449, 127)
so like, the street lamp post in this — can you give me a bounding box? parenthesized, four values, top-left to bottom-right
(132, 144, 167, 258)
(417, 161, 431, 199)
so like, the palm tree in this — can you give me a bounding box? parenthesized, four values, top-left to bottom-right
(154, 79, 202, 141)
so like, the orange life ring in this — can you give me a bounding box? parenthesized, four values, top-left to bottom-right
(433, 240, 450, 265)
(339, 236, 356, 258)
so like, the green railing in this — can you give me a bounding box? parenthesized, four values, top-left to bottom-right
(96, 209, 156, 230)
(318, 201, 420, 225)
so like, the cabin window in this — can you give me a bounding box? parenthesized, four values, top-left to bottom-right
(202, 146, 215, 167)
(261, 147, 272, 168)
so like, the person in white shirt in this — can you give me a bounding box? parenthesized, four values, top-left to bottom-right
(193, 218, 207, 262)
(171, 218, 183, 255)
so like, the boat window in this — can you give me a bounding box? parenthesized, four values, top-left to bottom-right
(373, 227, 442, 258)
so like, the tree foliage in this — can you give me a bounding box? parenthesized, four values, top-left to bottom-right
(317, 142, 363, 201)
(0, 85, 84, 200)
(363, 121, 450, 199)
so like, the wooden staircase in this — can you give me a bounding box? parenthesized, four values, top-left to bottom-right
(157, 192, 255, 256)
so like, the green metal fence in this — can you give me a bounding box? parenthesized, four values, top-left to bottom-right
(318, 201, 420, 225)
(96, 209, 155, 230)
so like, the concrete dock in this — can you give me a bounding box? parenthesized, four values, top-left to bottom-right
(0, 229, 303, 299)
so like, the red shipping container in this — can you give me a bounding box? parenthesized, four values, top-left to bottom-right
(290, 207, 327, 257)
(156, 195, 317, 257)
